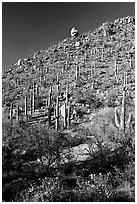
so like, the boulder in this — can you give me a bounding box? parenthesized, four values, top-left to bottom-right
(71, 27, 79, 37)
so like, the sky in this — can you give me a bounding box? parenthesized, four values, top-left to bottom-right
(2, 2, 135, 71)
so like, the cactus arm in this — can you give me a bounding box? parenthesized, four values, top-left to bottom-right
(115, 109, 120, 128)
(126, 113, 132, 129)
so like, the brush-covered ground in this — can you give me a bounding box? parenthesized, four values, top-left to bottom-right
(2, 16, 135, 201)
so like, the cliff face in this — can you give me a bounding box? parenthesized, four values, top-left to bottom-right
(2, 16, 135, 118)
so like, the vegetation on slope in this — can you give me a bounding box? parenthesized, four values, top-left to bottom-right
(2, 16, 135, 201)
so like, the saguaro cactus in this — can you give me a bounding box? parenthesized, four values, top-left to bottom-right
(115, 72, 132, 132)
(114, 60, 119, 82)
(48, 86, 52, 126)
(63, 83, 69, 128)
(25, 95, 28, 117)
(16, 104, 20, 121)
(30, 92, 33, 116)
(67, 102, 71, 128)
(55, 74, 59, 131)
(36, 85, 39, 98)
(10, 103, 13, 136)
(91, 64, 93, 77)
(32, 80, 35, 114)
(63, 102, 67, 128)
(66, 83, 69, 106)
(10, 103, 13, 120)
(48, 86, 52, 107)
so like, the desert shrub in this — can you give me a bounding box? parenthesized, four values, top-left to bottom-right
(16, 168, 135, 202)
(104, 90, 118, 107)
(2, 120, 65, 201)
(83, 90, 104, 109)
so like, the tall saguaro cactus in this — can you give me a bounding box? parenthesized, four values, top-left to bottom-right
(55, 73, 59, 131)
(32, 80, 35, 114)
(65, 83, 69, 106)
(30, 92, 33, 116)
(25, 95, 28, 117)
(63, 83, 69, 128)
(67, 102, 71, 128)
(10, 103, 13, 136)
(75, 65, 78, 81)
(16, 104, 20, 121)
(114, 59, 119, 82)
(63, 102, 67, 128)
(48, 86, 52, 126)
(115, 72, 132, 132)
(36, 85, 39, 98)
(10, 103, 13, 120)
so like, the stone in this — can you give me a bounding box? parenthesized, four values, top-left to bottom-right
(71, 27, 79, 37)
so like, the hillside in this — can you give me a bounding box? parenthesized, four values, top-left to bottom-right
(2, 16, 135, 115)
(2, 16, 135, 202)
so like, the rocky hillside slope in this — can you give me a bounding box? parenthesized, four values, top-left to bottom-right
(2, 16, 135, 121)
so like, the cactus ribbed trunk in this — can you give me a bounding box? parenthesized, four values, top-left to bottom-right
(120, 73, 127, 131)
(55, 95, 59, 131)
(32, 81, 35, 114)
(66, 83, 69, 106)
(115, 109, 120, 129)
(25, 95, 28, 117)
(64, 102, 67, 128)
(40, 75, 42, 86)
(36, 85, 39, 98)
(16, 104, 19, 121)
(120, 86, 126, 131)
(10, 103, 13, 120)
(48, 86, 52, 107)
(55, 75, 59, 131)
(67, 102, 71, 128)
(10, 103, 13, 136)
(48, 86, 52, 126)
(129, 58, 132, 68)
(30, 92, 33, 116)
(79, 65, 81, 77)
